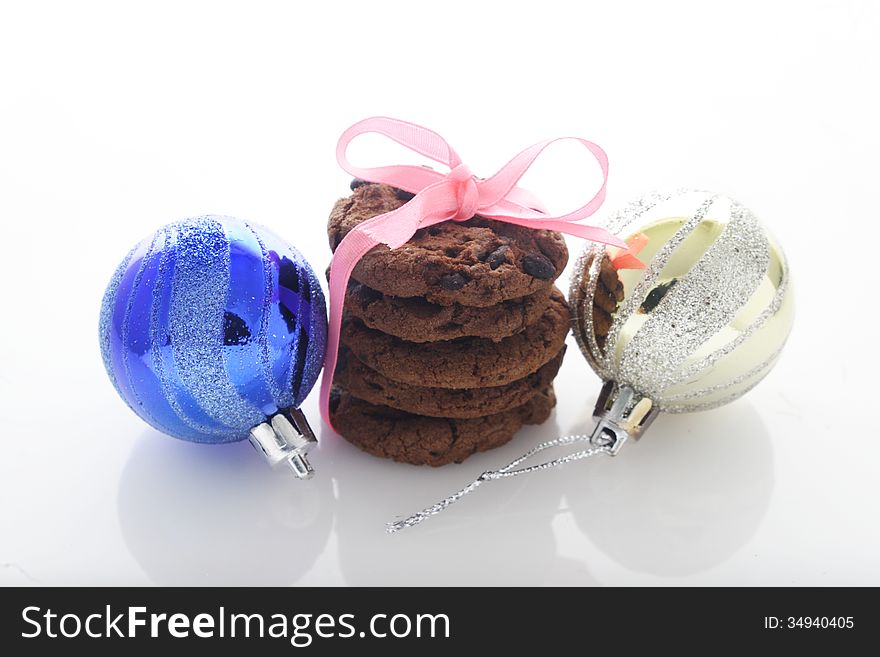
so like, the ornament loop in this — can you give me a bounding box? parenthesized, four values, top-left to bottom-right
(387, 384, 661, 533)
(387, 432, 618, 533)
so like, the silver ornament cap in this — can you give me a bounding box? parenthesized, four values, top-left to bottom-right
(248, 407, 318, 479)
(587, 381, 659, 453)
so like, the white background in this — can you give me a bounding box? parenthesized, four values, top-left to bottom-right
(1, 0, 878, 586)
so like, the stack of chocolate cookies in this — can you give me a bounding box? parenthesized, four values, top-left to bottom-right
(327, 183, 570, 466)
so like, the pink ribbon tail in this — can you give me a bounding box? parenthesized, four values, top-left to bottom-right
(319, 228, 381, 430)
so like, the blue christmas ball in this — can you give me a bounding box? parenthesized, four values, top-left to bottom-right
(99, 216, 327, 444)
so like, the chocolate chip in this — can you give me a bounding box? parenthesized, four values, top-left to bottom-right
(521, 253, 555, 279)
(439, 273, 467, 290)
(350, 178, 370, 191)
(393, 188, 415, 202)
(486, 245, 511, 270)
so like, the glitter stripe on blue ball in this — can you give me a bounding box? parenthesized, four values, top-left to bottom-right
(99, 216, 327, 444)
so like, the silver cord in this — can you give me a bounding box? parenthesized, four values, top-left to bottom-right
(386, 433, 616, 533)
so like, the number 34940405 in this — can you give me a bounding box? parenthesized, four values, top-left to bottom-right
(764, 617, 854, 629)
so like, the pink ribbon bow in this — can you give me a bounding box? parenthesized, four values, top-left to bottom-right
(320, 116, 626, 428)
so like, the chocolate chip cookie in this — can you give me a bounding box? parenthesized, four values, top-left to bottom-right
(330, 386, 557, 466)
(340, 288, 569, 389)
(335, 346, 565, 418)
(572, 252, 624, 348)
(344, 279, 552, 343)
(328, 183, 569, 307)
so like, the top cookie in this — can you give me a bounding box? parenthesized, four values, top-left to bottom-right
(328, 183, 569, 307)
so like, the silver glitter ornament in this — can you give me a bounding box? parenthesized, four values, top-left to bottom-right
(569, 189, 793, 446)
(388, 189, 793, 533)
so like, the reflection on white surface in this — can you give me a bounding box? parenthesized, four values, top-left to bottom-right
(115, 398, 772, 586)
(564, 402, 774, 575)
(117, 431, 333, 586)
